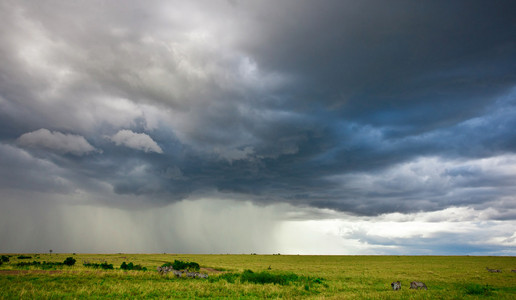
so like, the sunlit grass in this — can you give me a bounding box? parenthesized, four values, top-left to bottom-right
(0, 253, 515, 298)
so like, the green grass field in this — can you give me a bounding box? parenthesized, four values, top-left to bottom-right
(1, 253, 515, 299)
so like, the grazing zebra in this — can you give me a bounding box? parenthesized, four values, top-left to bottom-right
(486, 267, 502, 273)
(196, 273, 209, 279)
(410, 281, 428, 290)
(172, 270, 183, 278)
(391, 281, 401, 290)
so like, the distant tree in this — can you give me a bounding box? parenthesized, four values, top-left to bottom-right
(49, 250, 52, 256)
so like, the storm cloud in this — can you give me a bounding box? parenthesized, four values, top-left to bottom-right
(1, 0, 515, 254)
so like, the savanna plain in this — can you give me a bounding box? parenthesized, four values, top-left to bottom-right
(0, 253, 515, 299)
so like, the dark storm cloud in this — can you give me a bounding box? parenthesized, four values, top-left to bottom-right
(1, 0, 516, 220)
(240, 1, 516, 126)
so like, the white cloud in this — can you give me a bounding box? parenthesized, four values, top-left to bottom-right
(17, 128, 98, 155)
(275, 206, 516, 255)
(109, 130, 163, 153)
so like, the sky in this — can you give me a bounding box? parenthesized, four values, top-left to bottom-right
(1, 0, 515, 255)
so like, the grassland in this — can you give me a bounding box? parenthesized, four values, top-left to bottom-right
(0, 253, 515, 299)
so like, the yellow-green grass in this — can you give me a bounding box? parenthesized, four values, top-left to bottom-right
(1, 253, 515, 299)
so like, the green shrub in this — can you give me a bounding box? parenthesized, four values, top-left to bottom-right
(1, 255, 9, 262)
(16, 261, 68, 269)
(162, 260, 200, 271)
(83, 262, 114, 270)
(17, 255, 32, 259)
(213, 269, 325, 287)
(173, 260, 200, 271)
(100, 262, 114, 270)
(63, 257, 76, 266)
(120, 261, 146, 271)
(17, 258, 76, 268)
(16, 261, 41, 267)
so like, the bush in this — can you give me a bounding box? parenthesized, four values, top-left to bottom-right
(17, 255, 32, 259)
(16, 261, 66, 269)
(83, 262, 114, 270)
(1, 255, 9, 262)
(162, 260, 200, 271)
(18, 258, 76, 268)
(63, 257, 76, 266)
(120, 261, 146, 271)
(16, 261, 41, 267)
(100, 262, 114, 270)
(212, 269, 325, 287)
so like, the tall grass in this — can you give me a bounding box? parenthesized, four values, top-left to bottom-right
(0, 254, 515, 299)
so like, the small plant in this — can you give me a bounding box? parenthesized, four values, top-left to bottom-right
(1, 255, 9, 262)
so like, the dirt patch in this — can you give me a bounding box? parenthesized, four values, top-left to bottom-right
(201, 267, 224, 273)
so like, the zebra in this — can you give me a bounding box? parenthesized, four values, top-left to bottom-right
(410, 281, 428, 290)
(486, 267, 502, 273)
(195, 273, 209, 279)
(391, 281, 401, 290)
(172, 270, 183, 278)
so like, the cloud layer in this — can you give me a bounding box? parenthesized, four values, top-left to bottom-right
(1, 0, 515, 254)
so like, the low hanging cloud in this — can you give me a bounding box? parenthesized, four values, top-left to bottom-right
(109, 130, 163, 153)
(17, 128, 98, 156)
